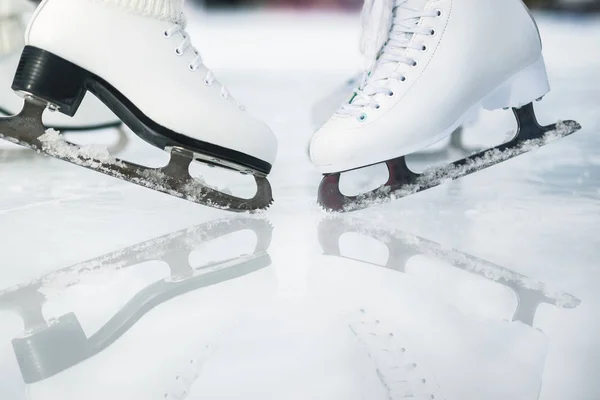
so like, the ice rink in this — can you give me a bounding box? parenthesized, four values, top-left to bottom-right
(0, 7, 599, 400)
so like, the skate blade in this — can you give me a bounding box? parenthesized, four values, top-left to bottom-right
(0, 100, 273, 212)
(318, 103, 582, 212)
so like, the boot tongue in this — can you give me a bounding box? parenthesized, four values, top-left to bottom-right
(353, 0, 430, 103)
(368, 0, 429, 77)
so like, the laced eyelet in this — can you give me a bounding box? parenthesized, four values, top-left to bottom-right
(429, 28, 436, 36)
(357, 113, 367, 122)
(175, 48, 184, 56)
(387, 91, 395, 97)
(400, 76, 407, 82)
(373, 104, 381, 110)
(436, 9, 442, 17)
(421, 45, 427, 52)
(411, 60, 418, 67)
(163, 30, 170, 38)
(188, 64, 196, 71)
(204, 77, 213, 86)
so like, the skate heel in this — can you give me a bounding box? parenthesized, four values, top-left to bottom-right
(482, 55, 550, 111)
(11, 46, 89, 117)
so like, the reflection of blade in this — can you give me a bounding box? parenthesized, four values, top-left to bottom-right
(2, 218, 272, 292)
(1, 217, 273, 384)
(318, 217, 580, 326)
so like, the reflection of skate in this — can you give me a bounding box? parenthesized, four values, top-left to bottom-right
(318, 217, 580, 327)
(315, 217, 579, 400)
(349, 309, 445, 400)
(0, 217, 272, 384)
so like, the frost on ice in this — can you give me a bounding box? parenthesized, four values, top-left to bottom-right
(39, 129, 121, 166)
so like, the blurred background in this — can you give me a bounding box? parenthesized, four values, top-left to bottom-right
(194, 0, 600, 12)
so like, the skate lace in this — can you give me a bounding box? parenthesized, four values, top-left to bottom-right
(163, 24, 245, 110)
(338, 0, 440, 120)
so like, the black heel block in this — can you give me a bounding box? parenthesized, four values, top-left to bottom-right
(12, 46, 89, 117)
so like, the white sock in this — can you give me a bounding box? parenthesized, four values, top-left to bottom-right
(99, 0, 186, 23)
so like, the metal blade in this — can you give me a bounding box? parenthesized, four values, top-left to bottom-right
(0, 100, 273, 212)
(318, 103, 582, 212)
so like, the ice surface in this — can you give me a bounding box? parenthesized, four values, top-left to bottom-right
(0, 8, 599, 400)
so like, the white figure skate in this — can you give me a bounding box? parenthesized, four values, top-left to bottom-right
(311, 0, 581, 212)
(0, 0, 277, 211)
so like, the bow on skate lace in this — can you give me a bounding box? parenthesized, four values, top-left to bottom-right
(164, 24, 245, 110)
(339, 0, 439, 119)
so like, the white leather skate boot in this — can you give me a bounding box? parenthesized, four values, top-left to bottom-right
(0, 0, 120, 131)
(14, 0, 277, 175)
(310, 0, 550, 174)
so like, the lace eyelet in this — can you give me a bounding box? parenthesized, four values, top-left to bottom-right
(204, 78, 213, 86)
(421, 45, 427, 52)
(429, 28, 436, 36)
(436, 9, 442, 17)
(163, 30, 170, 38)
(188, 64, 196, 71)
(373, 104, 381, 110)
(357, 113, 367, 122)
(411, 60, 418, 67)
(175, 48, 183, 56)
(387, 91, 395, 97)
(400, 76, 407, 82)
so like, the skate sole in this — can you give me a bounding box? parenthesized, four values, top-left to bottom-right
(12, 46, 271, 177)
(318, 103, 581, 212)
